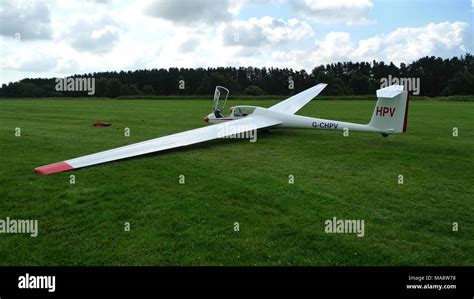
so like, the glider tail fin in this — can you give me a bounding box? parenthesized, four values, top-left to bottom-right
(368, 85, 410, 134)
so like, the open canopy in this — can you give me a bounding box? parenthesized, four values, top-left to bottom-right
(212, 86, 229, 114)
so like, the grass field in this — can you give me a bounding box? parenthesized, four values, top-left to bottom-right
(0, 98, 473, 266)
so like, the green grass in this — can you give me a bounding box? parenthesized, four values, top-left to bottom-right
(0, 98, 473, 266)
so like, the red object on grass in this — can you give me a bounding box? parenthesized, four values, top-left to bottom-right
(93, 122, 112, 127)
(34, 162, 74, 175)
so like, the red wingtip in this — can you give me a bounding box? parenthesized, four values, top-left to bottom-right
(35, 162, 74, 175)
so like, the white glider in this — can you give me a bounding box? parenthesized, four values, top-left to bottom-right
(35, 84, 409, 175)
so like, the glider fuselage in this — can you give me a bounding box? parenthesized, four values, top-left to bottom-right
(205, 106, 383, 133)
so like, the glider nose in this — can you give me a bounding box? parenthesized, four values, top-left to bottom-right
(203, 115, 209, 123)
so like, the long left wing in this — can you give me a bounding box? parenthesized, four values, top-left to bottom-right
(269, 83, 327, 115)
(35, 115, 281, 175)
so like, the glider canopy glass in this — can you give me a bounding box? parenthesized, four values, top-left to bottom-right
(213, 86, 229, 117)
(231, 106, 257, 117)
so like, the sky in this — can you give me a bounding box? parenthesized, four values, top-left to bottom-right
(0, 0, 473, 84)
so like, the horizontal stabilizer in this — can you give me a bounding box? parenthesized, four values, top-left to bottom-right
(376, 85, 404, 98)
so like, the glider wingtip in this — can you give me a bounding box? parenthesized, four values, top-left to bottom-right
(35, 162, 74, 175)
(315, 83, 328, 90)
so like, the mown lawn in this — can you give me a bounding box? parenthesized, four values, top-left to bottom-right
(0, 98, 472, 265)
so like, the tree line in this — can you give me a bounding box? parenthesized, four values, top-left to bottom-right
(1, 54, 473, 98)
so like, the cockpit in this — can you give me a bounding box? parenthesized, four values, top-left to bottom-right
(204, 86, 258, 124)
(229, 106, 257, 118)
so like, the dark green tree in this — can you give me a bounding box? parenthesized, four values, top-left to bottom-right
(244, 85, 266, 96)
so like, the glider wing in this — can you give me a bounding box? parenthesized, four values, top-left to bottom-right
(35, 115, 281, 175)
(268, 83, 327, 115)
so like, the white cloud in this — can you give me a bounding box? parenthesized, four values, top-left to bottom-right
(144, 0, 235, 25)
(221, 17, 313, 48)
(63, 13, 124, 54)
(291, 0, 374, 25)
(86, 0, 113, 4)
(178, 37, 200, 53)
(306, 22, 471, 66)
(1, 46, 57, 72)
(0, 1, 52, 40)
